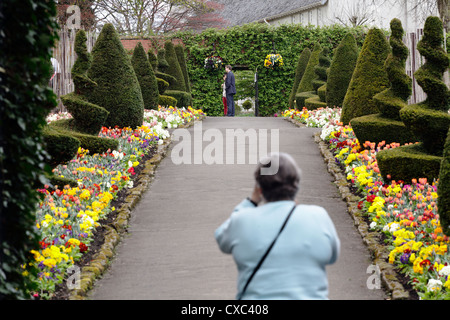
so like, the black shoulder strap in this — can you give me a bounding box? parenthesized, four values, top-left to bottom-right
(237, 204, 297, 300)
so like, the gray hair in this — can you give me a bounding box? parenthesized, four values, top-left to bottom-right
(254, 153, 301, 202)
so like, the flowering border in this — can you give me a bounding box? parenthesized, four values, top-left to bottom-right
(283, 107, 450, 299)
(26, 107, 205, 299)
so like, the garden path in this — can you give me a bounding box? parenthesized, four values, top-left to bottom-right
(88, 117, 387, 300)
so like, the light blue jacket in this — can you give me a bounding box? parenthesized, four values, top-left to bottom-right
(215, 199, 340, 300)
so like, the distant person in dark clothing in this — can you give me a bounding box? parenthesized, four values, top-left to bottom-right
(225, 65, 236, 117)
(222, 73, 228, 116)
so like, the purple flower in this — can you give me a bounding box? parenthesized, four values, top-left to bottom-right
(400, 253, 411, 264)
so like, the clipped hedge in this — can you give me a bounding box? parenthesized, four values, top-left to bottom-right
(164, 41, 186, 91)
(295, 91, 316, 109)
(326, 32, 358, 108)
(376, 143, 442, 183)
(297, 42, 322, 94)
(87, 23, 144, 129)
(350, 114, 414, 146)
(0, 0, 59, 299)
(175, 44, 191, 93)
(378, 17, 450, 183)
(157, 78, 170, 94)
(351, 19, 414, 146)
(171, 23, 367, 116)
(305, 47, 330, 110)
(131, 42, 159, 109)
(42, 125, 80, 167)
(288, 48, 311, 108)
(157, 48, 169, 73)
(60, 93, 109, 135)
(340, 27, 390, 125)
(159, 95, 178, 107)
(165, 90, 192, 108)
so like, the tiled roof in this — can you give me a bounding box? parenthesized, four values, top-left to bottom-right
(214, 0, 327, 27)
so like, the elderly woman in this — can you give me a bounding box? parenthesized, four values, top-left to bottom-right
(215, 153, 340, 300)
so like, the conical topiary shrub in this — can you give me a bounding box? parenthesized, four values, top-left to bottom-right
(157, 48, 169, 73)
(326, 33, 358, 108)
(305, 47, 331, 110)
(351, 18, 415, 146)
(86, 23, 144, 129)
(340, 28, 390, 125)
(377, 16, 450, 183)
(148, 49, 158, 71)
(175, 44, 191, 93)
(295, 42, 322, 108)
(164, 40, 186, 92)
(288, 47, 311, 108)
(47, 29, 118, 168)
(131, 42, 159, 110)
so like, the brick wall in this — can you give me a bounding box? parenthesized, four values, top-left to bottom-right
(121, 37, 184, 53)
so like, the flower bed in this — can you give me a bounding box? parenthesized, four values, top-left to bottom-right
(25, 106, 205, 299)
(283, 107, 450, 300)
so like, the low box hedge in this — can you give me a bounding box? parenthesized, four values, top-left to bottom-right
(376, 143, 442, 183)
(351, 113, 416, 146)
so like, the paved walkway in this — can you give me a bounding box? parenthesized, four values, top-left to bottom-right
(88, 117, 387, 300)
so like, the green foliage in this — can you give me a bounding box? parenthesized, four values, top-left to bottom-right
(42, 125, 80, 167)
(242, 99, 253, 110)
(350, 113, 415, 146)
(157, 48, 169, 73)
(340, 28, 390, 125)
(87, 23, 144, 129)
(326, 33, 359, 108)
(175, 44, 191, 93)
(159, 95, 178, 107)
(304, 94, 327, 110)
(288, 48, 311, 108)
(297, 42, 322, 94)
(131, 42, 159, 109)
(60, 93, 109, 135)
(400, 103, 450, 155)
(155, 71, 177, 88)
(295, 91, 316, 109)
(0, 0, 59, 299)
(56, 29, 115, 163)
(401, 16, 450, 155)
(71, 29, 92, 77)
(304, 47, 331, 109)
(235, 70, 255, 101)
(165, 90, 192, 108)
(148, 49, 158, 70)
(171, 23, 367, 116)
(164, 41, 186, 91)
(438, 128, 450, 235)
(352, 19, 413, 146)
(378, 17, 450, 184)
(157, 78, 169, 94)
(312, 47, 331, 92)
(376, 143, 442, 183)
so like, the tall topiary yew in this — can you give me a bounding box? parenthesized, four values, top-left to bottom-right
(87, 23, 144, 129)
(295, 42, 322, 108)
(164, 40, 186, 92)
(340, 28, 390, 125)
(326, 33, 358, 108)
(288, 48, 310, 108)
(175, 44, 191, 93)
(351, 19, 414, 146)
(377, 16, 450, 183)
(132, 42, 159, 109)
